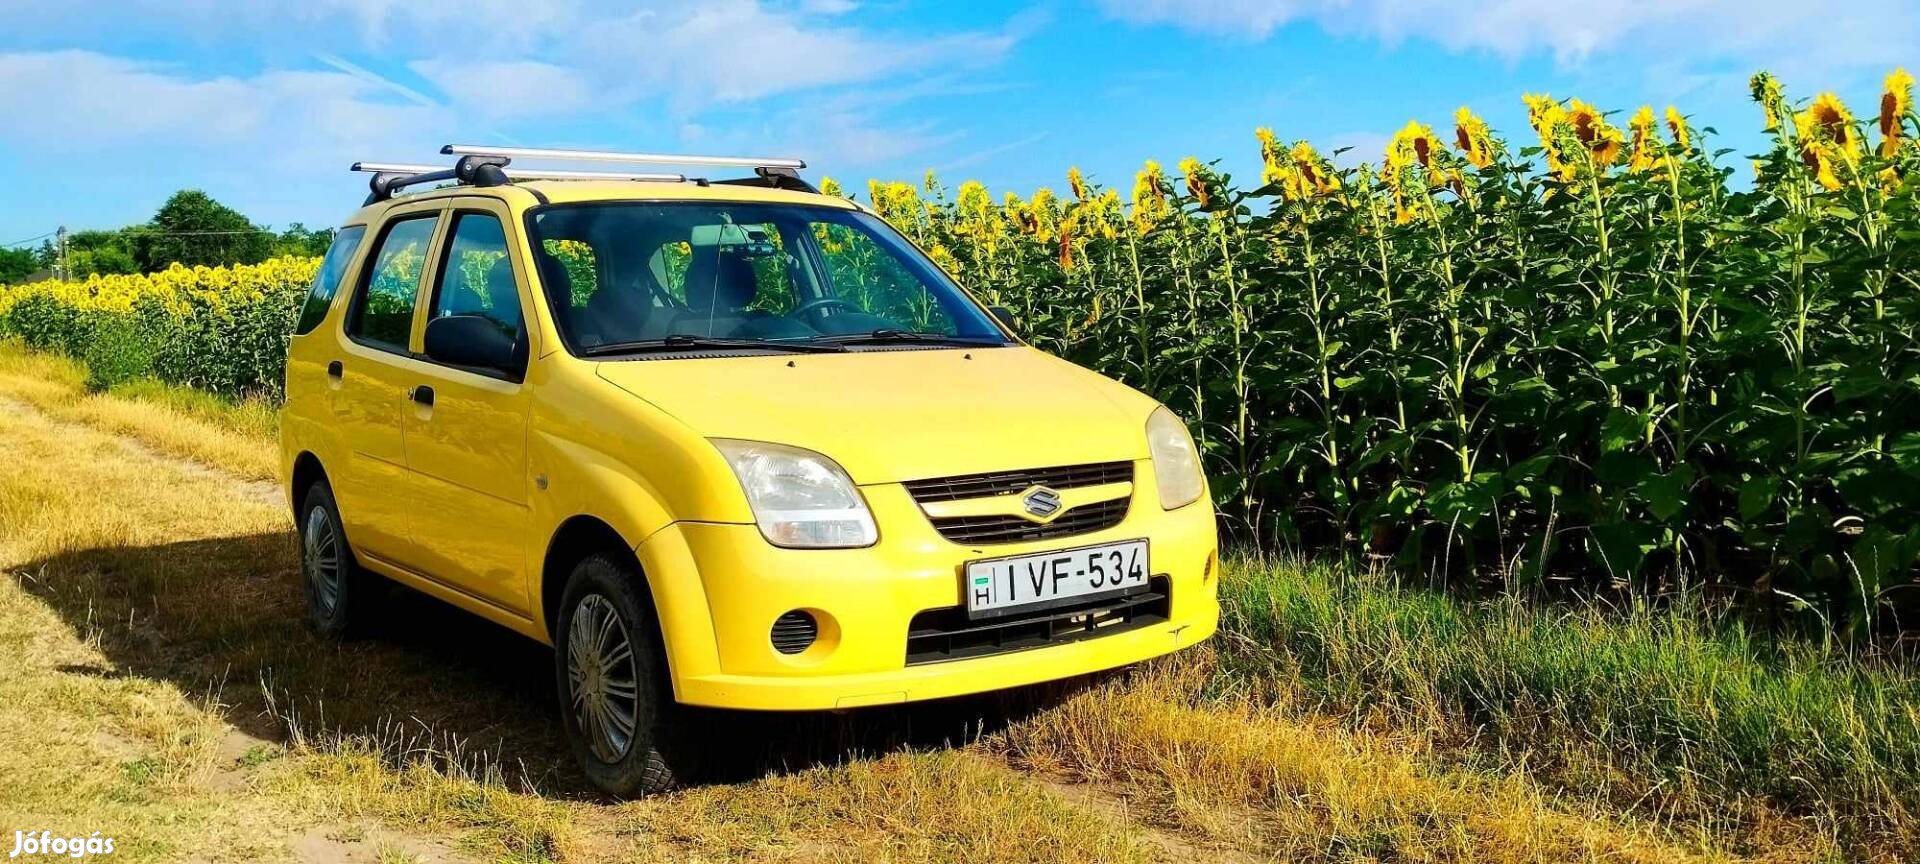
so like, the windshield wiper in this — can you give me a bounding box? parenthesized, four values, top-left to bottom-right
(814, 329, 1006, 346)
(579, 334, 847, 357)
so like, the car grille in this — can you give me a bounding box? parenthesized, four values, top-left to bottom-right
(925, 497, 1128, 544)
(904, 461, 1134, 544)
(901, 461, 1133, 503)
(905, 576, 1170, 665)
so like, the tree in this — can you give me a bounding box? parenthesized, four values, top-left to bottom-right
(133, 190, 271, 271)
(0, 247, 37, 284)
(64, 229, 138, 277)
(272, 223, 334, 258)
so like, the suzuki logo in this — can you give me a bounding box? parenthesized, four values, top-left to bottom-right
(1021, 486, 1063, 520)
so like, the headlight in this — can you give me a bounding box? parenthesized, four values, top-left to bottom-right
(711, 439, 878, 548)
(1146, 406, 1204, 510)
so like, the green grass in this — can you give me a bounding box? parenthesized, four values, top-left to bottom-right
(105, 377, 279, 439)
(1217, 558, 1920, 853)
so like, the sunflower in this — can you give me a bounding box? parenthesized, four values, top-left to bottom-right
(1567, 99, 1624, 168)
(1389, 181, 1420, 226)
(1664, 106, 1691, 152)
(1256, 127, 1288, 187)
(928, 242, 961, 275)
(1454, 107, 1495, 169)
(1793, 113, 1844, 191)
(1382, 123, 1438, 224)
(1179, 156, 1213, 209)
(1798, 141, 1843, 191)
(1805, 92, 1861, 160)
(1289, 140, 1340, 199)
(1627, 106, 1661, 173)
(956, 181, 992, 222)
(1003, 192, 1036, 236)
(1029, 188, 1061, 242)
(1795, 93, 1862, 189)
(1057, 216, 1076, 270)
(1880, 68, 1913, 157)
(1750, 71, 1784, 131)
(1095, 189, 1121, 239)
(1524, 94, 1575, 180)
(1067, 166, 1089, 202)
(1523, 93, 1560, 136)
(1388, 120, 1439, 171)
(819, 176, 845, 198)
(1130, 161, 1169, 235)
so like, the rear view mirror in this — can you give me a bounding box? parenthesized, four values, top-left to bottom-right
(989, 305, 1018, 333)
(425, 314, 524, 378)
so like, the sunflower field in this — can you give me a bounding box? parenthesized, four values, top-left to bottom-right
(5, 70, 1920, 618)
(853, 69, 1920, 621)
(0, 257, 317, 396)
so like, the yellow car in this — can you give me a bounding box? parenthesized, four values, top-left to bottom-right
(281, 146, 1218, 795)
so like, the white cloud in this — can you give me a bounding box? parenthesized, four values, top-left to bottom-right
(0, 50, 458, 223)
(409, 59, 591, 120)
(1097, 0, 1920, 69)
(581, 1, 1017, 105)
(1100, 0, 1309, 39)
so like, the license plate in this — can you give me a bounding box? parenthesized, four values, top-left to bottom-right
(964, 540, 1149, 619)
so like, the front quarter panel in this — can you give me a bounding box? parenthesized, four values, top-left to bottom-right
(525, 357, 753, 659)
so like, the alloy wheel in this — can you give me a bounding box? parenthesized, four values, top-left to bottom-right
(302, 505, 342, 616)
(567, 594, 640, 763)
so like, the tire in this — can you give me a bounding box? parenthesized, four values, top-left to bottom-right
(554, 553, 686, 797)
(297, 480, 371, 639)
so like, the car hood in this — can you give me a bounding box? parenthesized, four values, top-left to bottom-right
(593, 346, 1152, 484)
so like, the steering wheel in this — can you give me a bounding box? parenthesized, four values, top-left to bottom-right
(791, 297, 853, 319)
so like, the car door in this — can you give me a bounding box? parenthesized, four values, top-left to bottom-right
(330, 203, 445, 562)
(399, 201, 535, 615)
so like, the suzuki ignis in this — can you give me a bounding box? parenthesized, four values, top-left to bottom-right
(282, 146, 1218, 795)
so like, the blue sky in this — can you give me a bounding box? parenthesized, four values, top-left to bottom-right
(2, 0, 1916, 244)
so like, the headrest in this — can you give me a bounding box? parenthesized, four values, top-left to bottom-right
(685, 248, 758, 312)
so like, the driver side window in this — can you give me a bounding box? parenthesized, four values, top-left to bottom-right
(429, 213, 523, 344)
(813, 223, 954, 333)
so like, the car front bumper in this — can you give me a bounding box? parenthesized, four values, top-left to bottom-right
(635, 463, 1220, 711)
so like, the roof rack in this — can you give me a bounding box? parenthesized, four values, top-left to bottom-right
(353, 144, 817, 205)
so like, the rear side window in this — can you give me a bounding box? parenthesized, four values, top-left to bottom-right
(430, 213, 523, 344)
(293, 226, 366, 335)
(347, 215, 438, 352)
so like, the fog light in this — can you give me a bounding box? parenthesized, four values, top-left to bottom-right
(771, 610, 819, 655)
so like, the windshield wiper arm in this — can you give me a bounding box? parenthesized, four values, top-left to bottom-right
(815, 329, 1005, 346)
(579, 334, 847, 357)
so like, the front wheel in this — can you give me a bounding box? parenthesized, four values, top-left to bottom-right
(297, 481, 372, 638)
(554, 553, 686, 796)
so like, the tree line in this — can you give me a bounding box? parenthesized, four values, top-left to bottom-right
(0, 190, 333, 284)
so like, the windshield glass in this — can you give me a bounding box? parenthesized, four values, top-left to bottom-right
(526, 202, 1009, 353)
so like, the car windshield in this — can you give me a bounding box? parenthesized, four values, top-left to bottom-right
(526, 202, 1010, 355)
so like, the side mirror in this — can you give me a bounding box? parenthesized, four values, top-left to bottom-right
(988, 305, 1018, 333)
(424, 314, 523, 377)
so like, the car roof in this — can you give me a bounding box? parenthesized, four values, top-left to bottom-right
(344, 179, 860, 227)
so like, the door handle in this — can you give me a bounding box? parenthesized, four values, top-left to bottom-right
(411, 385, 435, 407)
(326, 360, 343, 379)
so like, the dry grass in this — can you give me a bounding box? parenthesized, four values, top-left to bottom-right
(994, 654, 1749, 863)
(0, 348, 1164, 861)
(0, 340, 277, 480)
(0, 344, 1883, 862)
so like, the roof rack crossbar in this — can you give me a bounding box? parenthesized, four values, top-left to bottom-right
(441, 144, 806, 171)
(352, 161, 688, 183)
(354, 144, 811, 203)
